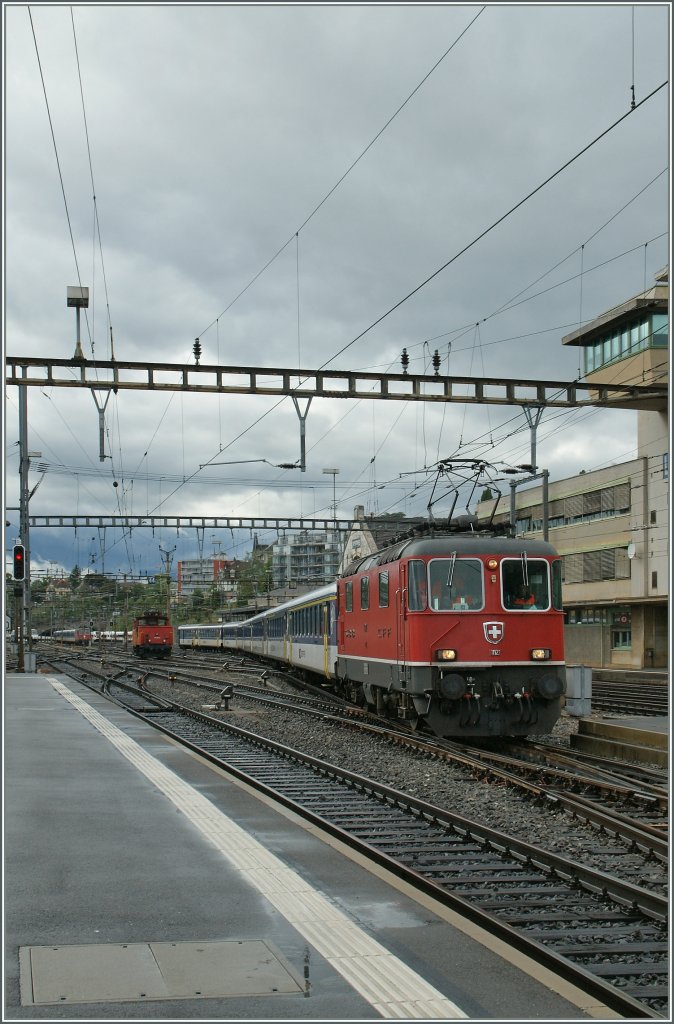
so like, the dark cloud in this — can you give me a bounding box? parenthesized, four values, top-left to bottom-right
(4, 3, 669, 575)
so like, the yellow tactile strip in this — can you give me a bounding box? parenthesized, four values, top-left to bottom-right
(50, 679, 468, 1019)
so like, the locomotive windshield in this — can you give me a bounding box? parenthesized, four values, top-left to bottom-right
(428, 558, 483, 611)
(502, 558, 550, 609)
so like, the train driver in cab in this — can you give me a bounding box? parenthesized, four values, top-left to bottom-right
(513, 583, 536, 608)
(429, 560, 482, 610)
(448, 561, 481, 609)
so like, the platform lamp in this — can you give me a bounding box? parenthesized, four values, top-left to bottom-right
(67, 286, 89, 360)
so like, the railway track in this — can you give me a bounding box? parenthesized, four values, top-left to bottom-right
(445, 740, 668, 848)
(590, 680, 668, 716)
(104, 676, 669, 1018)
(142, 661, 672, 859)
(43, 651, 669, 872)
(41, 657, 669, 1017)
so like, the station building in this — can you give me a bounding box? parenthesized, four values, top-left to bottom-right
(481, 267, 669, 670)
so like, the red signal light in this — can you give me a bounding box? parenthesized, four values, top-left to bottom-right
(13, 544, 26, 581)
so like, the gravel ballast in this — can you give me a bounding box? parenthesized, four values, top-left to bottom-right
(150, 670, 668, 896)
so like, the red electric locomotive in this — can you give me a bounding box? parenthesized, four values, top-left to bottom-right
(132, 611, 173, 659)
(336, 528, 565, 737)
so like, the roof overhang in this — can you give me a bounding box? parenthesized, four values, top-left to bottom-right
(562, 297, 668, 347)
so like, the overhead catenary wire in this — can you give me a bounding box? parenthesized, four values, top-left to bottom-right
(70, 7, 115, 361)
(194, 6, 487, 341)
(317, 81, 668, 373)
(18, 9, 663, 569)
(118, 11, 491, 518)
(151, 163, 668, 520)
(28, 7, 89, 348)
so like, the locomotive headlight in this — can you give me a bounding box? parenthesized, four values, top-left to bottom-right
(435, 648, 457, 661)
(531, 648, 551, 660)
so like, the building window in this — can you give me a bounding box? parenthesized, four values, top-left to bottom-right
(652, 571, 658, 590)
(611, 629, 631, 650)
(585, 345, 594, 374)
(614, 548, 631, 579)
(585, 314, 667, 371)
(664, 452, 669, 481)
(612, 607, 631, 627)
(563, 547, 631, 583)
(650, 510, 657, 524)
(568, 607, 611, 624)
(652, 312, 668, 347)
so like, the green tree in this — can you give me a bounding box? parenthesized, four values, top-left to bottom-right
(31, 578, 49, 605)
(69, 565, 82, 591)
(237, 550, 272, 605)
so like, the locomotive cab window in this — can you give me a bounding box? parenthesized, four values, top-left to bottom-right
(502, 558, 550, 610)
(428, 558, 483, 610)
(551, 560, 563, 610)
(360, 576, 369, 610)
(345, 581, 353, 612)
(407, 559, 428, 611)
(378, 570, 389, 608)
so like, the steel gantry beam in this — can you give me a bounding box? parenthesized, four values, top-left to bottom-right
(6, 356, 667, 410)
(27, 514, 427, 533)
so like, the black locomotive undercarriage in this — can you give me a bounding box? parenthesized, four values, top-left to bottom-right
(133, 645, 172, 660)
(335, 659, 565, 737)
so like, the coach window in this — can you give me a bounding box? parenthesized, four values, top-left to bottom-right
(360, 576, 369, 610)
(345, 581, 353, 612)
(408, 559, 428, 610)
(379, 570, 389, 608)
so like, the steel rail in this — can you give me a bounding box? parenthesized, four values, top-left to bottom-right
(43, 654, 667, 1017)
(103, 681, 668, 1018)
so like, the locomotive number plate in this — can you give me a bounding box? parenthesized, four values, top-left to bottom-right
(491, 649, 501, 656)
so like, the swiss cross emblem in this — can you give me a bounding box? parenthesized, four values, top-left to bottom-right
(483, 621, 504, 644)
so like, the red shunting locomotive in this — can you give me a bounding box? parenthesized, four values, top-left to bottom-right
(132, 611, 173, 659)
(336, 532, 566, 737)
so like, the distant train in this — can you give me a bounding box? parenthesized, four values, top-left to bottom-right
(179, 529, 566, 738)
(52, 627, 93, 645)
(95, 630, 130, 643)
(132, 611, 173, 659)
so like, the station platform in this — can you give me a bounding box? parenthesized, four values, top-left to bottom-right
(4, 672, 602, 1021)
(570, 713, 669, 767)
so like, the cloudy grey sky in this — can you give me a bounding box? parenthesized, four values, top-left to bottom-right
(4, 2, 670, 577)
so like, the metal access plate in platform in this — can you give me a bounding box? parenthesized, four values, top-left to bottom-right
(20, 939, 303, 1005)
